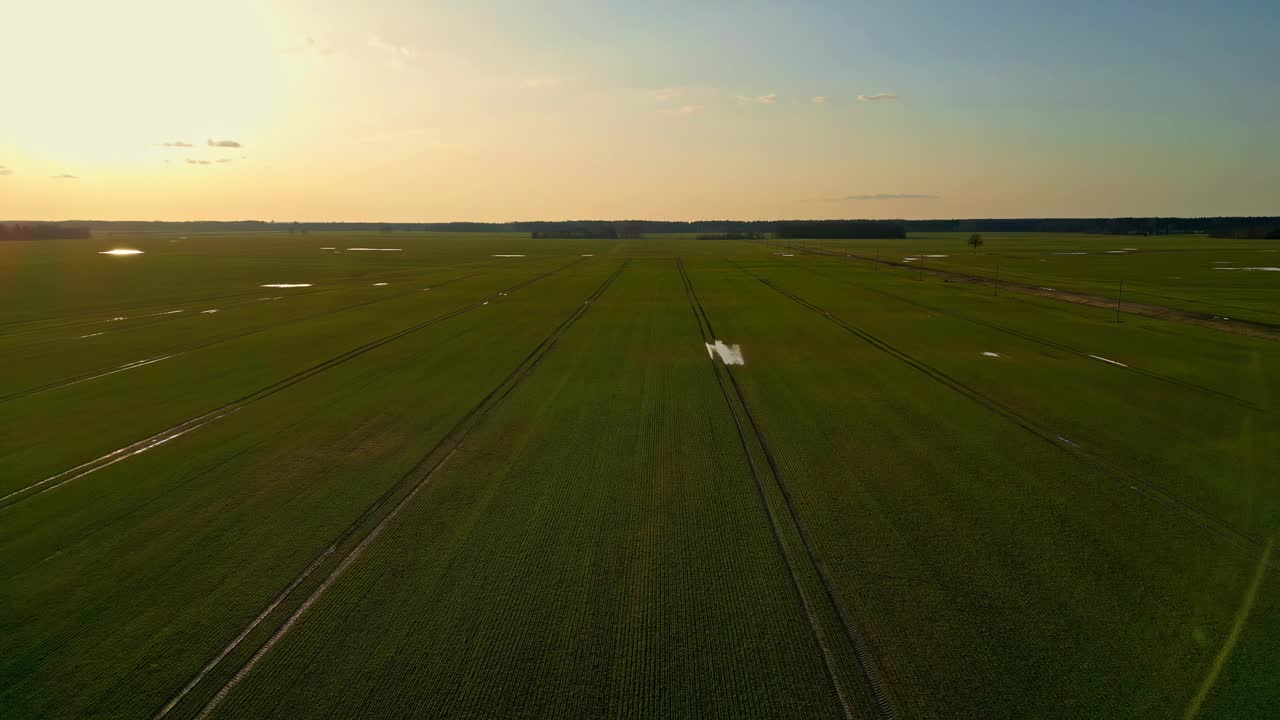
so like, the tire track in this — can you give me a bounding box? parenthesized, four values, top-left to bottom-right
(732, 261, 1275, 568)
(158, 260, 630, 720)
(791, 263, 1261, 411)
(0, 260, 582, 510)
(677, 258, 895, 720)
(0, 272, 484, 404)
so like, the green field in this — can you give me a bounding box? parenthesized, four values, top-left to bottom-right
(805, 233, 1280, 326)
(2, 232, 1277, 719)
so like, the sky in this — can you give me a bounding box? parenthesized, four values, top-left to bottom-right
(2, 0, 1278, 221)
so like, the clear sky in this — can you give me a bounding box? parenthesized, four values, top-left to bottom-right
(3, 0, 1277, 221)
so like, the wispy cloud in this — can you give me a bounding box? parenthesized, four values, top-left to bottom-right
(663, 104, 704, 115)
(368, 34, 416, 66)
(216, 158, 233, 163)
(736, 93, 778, 105)
(857, 93, 897, 102)
(812, 96, 831, 104)
(186, 159, 212, 165)
(160, 141, 193, 148)
(0, 165, 12, 176)
(834, 193, 937, 200)
(51, 173, 79, 180)
(284, 36, 336, 56)
(207, 139, 241, 148)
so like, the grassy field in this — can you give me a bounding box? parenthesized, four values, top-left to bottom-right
(2, 231, 1277, 719)
(803, 233, 1280, 325)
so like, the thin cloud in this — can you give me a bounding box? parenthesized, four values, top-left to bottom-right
(736, 93, 778, 104)
(835, 193, 937, 200)
(0, 166, 12, 176)
(284, 36, 336, 56)
(161, 141, 193, 148)
(663, 104, 704, 115)
(51, 173, 79, 179)
(216, 158, 233, 163)
(368, 35, 416, 59)
(207, 139, 241, 148)
(813, 96, 831, 104)
(186, 159, 212, 165)
(857, 93, 898, 102)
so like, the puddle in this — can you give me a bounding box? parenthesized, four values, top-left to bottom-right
(492, 254, 526, 258)
(781, 253, 794, 257)
(200, 309, 220, 314)
(1121, 248, 1139, 251)
(260, 283, 312, 288)
(256, 296, 284, 301)
(1215, 267, 1280, 272)
(346, 247, 403, 251)
(1039, 287, 1056, 291)
(923, 254, 949, 258)
(1105, 250, 1128, 254)
(320, 247, 336, 250)
(78, 332, 104, 339)
(1053, 252, 1087, 255)
(581, 254, 594, 257)
(981, 352, 1001, 358)
(1088, 354, 1128, 368)
(144, 310, 184, 317)
(482, 301, 489, 305)
(117, 355, 173, 371)
(99, 249, 143, 255)
(705, 340, 745, 365)
(373, 282, 389, 286)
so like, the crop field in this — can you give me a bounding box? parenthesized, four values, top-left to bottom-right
(807, 233, 1280, 327)
(2, 231, 1278, 719)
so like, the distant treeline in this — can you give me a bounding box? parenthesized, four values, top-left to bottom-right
(775, 221, 906, 239)
(4, 217, 1278, 238)
(0, 223, 91, 240)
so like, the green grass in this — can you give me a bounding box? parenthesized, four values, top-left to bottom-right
(1, 232, 1276, 719)
(808, 232, 1280, 325)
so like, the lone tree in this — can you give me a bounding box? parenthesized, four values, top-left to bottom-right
(967, 233, 984, 252)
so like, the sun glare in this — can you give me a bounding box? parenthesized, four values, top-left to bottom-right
(3, 0, 281, 168)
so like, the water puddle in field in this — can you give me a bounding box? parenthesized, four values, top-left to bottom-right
(901, 257, 918, 261)
(1122, 248, 1139, 251)
(482, 301, 489, 305)
(99, 249, 143, 255)
(981, 352, 1002, 358)
(347, 247, 402, 252)
(261, 283, 312, 288)
(118, 355, 173, 371)
(256, 296, 284, 301)
(373, 282, 388, 286)
(1088, 354, 1128, 367)
(705, 340, 745, 365)
(923, 254, 949, 258)
(581, 254, 594, 257)
(1215, 267, 1280, 272)
(492, 254, 526, 258)
(320, 247, 336, 250)
(1053, 252, 1087, 255)
(780, 253, 794, 257)
(78, 332, 104, 339)
(1105, 250, 1128, 254)
(141, 309, 184, 317)
(200, 309, 219, 314)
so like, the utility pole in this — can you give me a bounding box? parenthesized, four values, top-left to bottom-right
(1115, 279, 1124, 323)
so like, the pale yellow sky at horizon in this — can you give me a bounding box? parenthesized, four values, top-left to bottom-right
(3, 0, 1276, 221)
